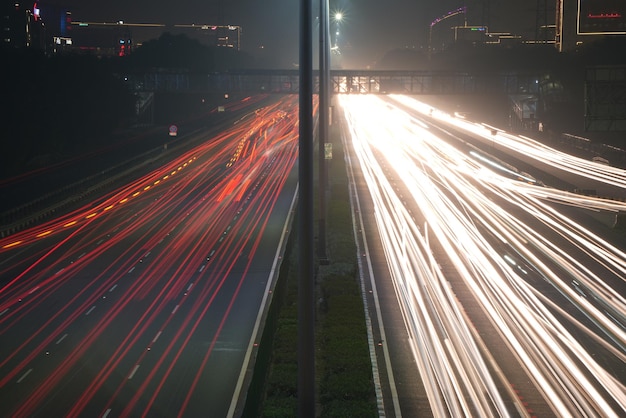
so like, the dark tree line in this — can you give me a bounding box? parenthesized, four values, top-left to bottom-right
(0, 33, 255, 178)
(121, 32, 255, 73)
(0, 48, 135, 177)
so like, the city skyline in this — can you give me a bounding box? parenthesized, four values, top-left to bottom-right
(37, 1, 539, 68)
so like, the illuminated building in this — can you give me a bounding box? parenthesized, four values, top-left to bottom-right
(2, 2, 44, 49)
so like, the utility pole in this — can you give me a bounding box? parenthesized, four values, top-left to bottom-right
(298, 0, 315, 415)
(318, 0, 329, 264)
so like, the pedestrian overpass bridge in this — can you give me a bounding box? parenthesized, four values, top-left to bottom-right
(130, 69, 546, 131)
(130, 69, 542, 96)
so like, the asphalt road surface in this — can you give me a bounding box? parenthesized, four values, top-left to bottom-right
(342, 94, 626, 417)
(0, 95, 300, 417)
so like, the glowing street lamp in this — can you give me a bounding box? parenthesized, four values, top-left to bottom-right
(332, 11, 343, 53)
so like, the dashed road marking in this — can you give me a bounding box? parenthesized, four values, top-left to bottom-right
(128, 365, 140, 380)
(17, 369, 33, 383)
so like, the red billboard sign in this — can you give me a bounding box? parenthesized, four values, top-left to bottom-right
(578, 0, 626, 34)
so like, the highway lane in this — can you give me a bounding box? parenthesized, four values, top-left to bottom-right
(0, 94, 272, 229)
(340, 94, 626, 417)
(0, 95, 301, 417)
(389, 93, 626, 202)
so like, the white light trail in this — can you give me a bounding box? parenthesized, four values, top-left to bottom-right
(340, 94, 626, 416)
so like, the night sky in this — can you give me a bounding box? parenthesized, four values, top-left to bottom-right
(40, 0, 535, 68)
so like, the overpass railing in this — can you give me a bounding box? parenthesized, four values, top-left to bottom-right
(126, 69, 542, 96)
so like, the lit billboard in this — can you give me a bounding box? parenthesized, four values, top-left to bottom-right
(578, 0, 626, 34)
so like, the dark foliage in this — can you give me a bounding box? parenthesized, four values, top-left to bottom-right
(121, 32, 255, 72)
(1, 33, 256, 178)
(0, 47, 135, 176)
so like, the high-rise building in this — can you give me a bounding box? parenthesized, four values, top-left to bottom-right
(2, 2, 44, 49)
(40, 3, 73, 54)
(2, 2, 73, 53)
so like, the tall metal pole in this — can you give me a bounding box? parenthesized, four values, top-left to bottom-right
(318, 0, 329, 263)
(298, 0, 315, 415)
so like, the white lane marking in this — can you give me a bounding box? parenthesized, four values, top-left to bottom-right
(17, 369, 33, 383)
(85, 306, 96, 316)
(102, 409, 112, 418)
(128, 365, 140, 380)
(152, 331, 162, 343)
(0, 308, 9, 317)
(186, 283, 194, 292)
(171, 305, 179, 314)
(28, 286, 40, 295)
(198, 265, 205, 273)
(56, 333, 68, 344)
(128, 267, 135, 274)
(109, 284, 118, 292)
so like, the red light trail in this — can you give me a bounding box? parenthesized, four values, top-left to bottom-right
(0, 95, 307, 416)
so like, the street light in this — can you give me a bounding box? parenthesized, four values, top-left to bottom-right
(299, 0, 315, 416)
(332, 11, 343, 54)
(318, 0, 330, 264)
